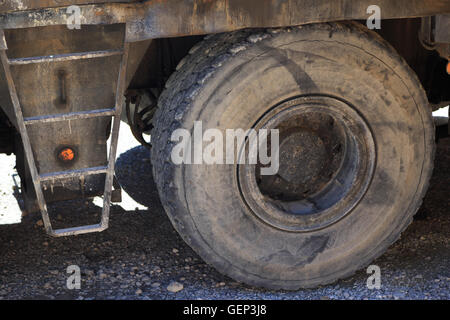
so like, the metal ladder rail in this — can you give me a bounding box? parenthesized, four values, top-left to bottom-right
(0, 29, 130, 237)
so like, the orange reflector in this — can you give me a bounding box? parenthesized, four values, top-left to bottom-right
(447, 61, 450, 75)
(58, 148, 75, 162)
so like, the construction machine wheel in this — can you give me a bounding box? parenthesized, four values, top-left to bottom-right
(151, 22, 435, 289)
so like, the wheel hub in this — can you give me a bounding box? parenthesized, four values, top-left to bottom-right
(238, 96, 376, 232)
(278, 130, 327, 184)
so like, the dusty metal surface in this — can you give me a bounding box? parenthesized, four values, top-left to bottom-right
(126, 0, 450, 41)
(435, 15, 450, 60)
(0, 24, 127, 215)
(420, 15, 450, 61)
(0, 23, 150, 209)
(1, 0, 450, 41)
(0, 0, 136, 13)
(435, 15, 450, 42)
(0, 25, 131, 236)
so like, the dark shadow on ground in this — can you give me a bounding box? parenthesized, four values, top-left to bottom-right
(115, 146, 160, 208)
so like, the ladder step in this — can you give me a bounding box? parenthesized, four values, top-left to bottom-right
(53, 224, 106, 237)
(39, 166, 108, 182)
(8, 49, 123, 65)
(24, 108, 116, 125)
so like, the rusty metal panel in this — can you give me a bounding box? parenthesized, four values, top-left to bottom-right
(1, 24, 124, 119)
(26, 118, 109, 174)
(0, 24, 127, 205)
(10, 57, 121, 118)
(0, 0, 137, 13)
(1, 1, 450, 41)
(126, 0, 450, 41)
(0, 24, 149, 122)
(5, 25, 123, 175)
(3, 24, 124, 58)
(0, 4, 127, 29)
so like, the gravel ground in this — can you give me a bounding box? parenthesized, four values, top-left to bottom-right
(0, 133, 448, 300)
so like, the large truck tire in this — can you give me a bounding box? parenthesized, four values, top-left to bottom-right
(151, 22, 435, 289)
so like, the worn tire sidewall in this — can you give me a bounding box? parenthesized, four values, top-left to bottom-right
(155, 24, 434, 289)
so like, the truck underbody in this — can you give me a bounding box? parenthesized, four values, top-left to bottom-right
(0, 0, 449, 289)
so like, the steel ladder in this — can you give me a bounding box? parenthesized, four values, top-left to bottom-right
(0, 29, 129, 237)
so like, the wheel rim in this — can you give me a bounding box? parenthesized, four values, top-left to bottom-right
(238, 96, 376, 232)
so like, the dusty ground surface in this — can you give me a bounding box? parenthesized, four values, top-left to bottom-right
(0, 133, 448, 300)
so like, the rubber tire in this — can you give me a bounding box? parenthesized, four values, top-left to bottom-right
(151, 22, 435, 289)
